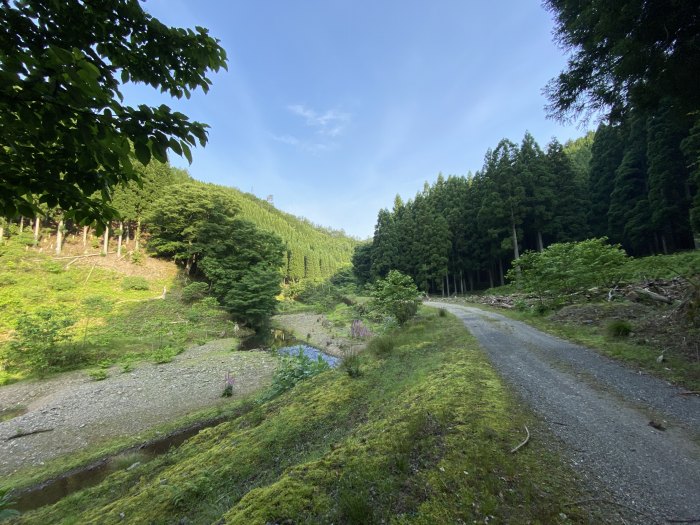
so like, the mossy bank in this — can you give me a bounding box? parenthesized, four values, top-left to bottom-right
(12, 308, 597, 524)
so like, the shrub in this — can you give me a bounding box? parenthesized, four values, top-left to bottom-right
(121, 276, 150, 290)
(261, 349, 330, 401)
(438, 308, 447, 317)
(340, 349, 362, 378)
(88, 369, 108, 381)
(130, 250, 144, 265)
(222, 371, 235, 397)
(368, 336, 395, 357)
(606, 319, 632, 338)
(508, 238, 628, 301)
(7, 308, 75, 375)
(182, 281, 209, 302)
(50, 275, 77, 291)
(350, 319, 370, 339)
(152, 346, 176, 364)
(370, 270, 421, 325)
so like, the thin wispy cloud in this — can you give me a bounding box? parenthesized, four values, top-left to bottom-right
(270, 133, 331, 154)
(287, 104, 351, 137)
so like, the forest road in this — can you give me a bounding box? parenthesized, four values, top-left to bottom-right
(426, 302, 700, 524)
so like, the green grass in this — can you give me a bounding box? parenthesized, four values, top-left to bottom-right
(14, 308, 596, 524)
(0, 240, 235, 384)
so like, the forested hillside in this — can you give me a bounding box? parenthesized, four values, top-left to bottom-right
(0, 162, 356, 285)
(356, 124, 698, 294)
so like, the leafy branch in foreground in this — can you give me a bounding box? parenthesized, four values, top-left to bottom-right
(0, 0, 227, 224)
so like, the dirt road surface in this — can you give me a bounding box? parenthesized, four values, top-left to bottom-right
(428, 302, 700, 524)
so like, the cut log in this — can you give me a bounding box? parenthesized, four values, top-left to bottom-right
(634, 287, 673, 304)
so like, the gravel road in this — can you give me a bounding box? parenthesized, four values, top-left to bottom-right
(0, 339, 275, 477)
(428, 302, 700, 524)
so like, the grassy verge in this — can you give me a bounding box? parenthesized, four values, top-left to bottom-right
(14, 308, 597, 524)
(470, 303, 700, 391)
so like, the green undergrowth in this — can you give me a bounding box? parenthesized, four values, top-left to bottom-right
(481, 304, 700, 391)
(0, 240, 234, 384)
(15, 309, 593, 524)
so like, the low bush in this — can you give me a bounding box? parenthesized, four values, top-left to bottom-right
(152, 346, 176, 364)
(182, 282, 209, 302)
(121, 276, 150, 291)
(6, 308, 76, 376)
(88, 369, 108, 381)
(606, 319, 632, 338)
(260, 349, 330, 401)
(367, 335, 395, 357)
(340, 349, 362, 378)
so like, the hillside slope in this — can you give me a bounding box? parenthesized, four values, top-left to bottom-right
(224, 187, 357, 282)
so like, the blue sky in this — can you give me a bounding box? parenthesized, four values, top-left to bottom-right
(125, 1, 592, 239)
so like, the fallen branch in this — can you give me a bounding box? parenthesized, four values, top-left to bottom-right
(510, 425, 530, 453)
(634, 287, 673, 304)
(6, 428, 54, 440)
(83, 261, 97, 285)
(674, 391, 700, 397)
(666, 519, 700, 524)
(53, 253, 103, 260)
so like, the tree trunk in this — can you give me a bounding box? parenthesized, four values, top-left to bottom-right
(0, 222, 4, 245)
(660, 233, 668, 255)
(511, 221, 520, 260)
(55, 218, 64, 255)
(446, 273, 450, 296)
(117, 221, 123, 257)
(498, 258, 504, 286)
(488, 268, 494, 289)
(82, 226, 89, 252)
(135, 219, 142, 251)
(537, 231, 544, 252)
(453, 273, 458, 296)
(34, 216, 41, 243)
(102, 224, 109, 255)
(468, 272, 474, 292)
(19, 217, 24, 233)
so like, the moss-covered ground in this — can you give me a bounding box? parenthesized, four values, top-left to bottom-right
(13, 308, 596, 524)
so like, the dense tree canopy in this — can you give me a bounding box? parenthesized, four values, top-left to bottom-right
(544, 0, 700, 122)
(358, 123, 697, 295)
(0, 0, 227, 223)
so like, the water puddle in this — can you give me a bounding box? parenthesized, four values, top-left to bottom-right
(277, 344, 340, 367)
(12, 417, 223, 513)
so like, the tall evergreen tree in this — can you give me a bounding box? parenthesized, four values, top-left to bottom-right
(608, 115, 652, 254)
(588, 123, 625, 237)
(646, 100, 694, 252)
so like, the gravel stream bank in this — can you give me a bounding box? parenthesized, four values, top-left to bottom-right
(0, 339, 275, 477)
(428, 302, 700, 524)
